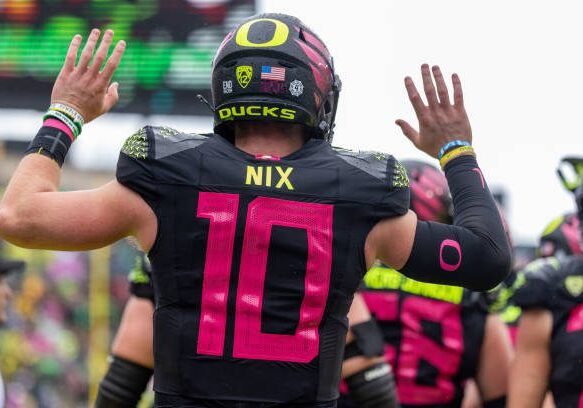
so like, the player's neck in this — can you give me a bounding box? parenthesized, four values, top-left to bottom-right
(234, 122, 307, 157)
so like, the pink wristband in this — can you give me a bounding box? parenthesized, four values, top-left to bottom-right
(43, 118, 75, 142)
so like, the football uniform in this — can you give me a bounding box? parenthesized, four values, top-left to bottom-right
(340, 265, 488, 408)
(128, 253, 155, 304)
(116, 126, 409, 405)
(512, 256, 583, 408)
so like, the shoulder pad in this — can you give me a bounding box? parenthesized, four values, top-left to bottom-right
(521, 257, 561, 280)
(513, 257, 563, 309)
(149, 126, 209, 160)
(120, 126, 209, 161)
(333, 148, 409, 189)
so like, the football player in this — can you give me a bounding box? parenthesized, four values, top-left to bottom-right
(509, 182, 583, 407)
(0, 13, 510, 406)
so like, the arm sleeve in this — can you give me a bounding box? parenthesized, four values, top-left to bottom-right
(400, 155, 512, 291)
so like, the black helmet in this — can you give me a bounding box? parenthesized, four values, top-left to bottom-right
(402, 160, 453, 224)
(211, 13, 341, 142)
(538, 213, 582, 259)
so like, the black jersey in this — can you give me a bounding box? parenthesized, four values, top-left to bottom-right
(128, 253, 155, 303)
(358, 265, 488, 408)
(512, 256, 583, 408)
(115, 126, 409, 404)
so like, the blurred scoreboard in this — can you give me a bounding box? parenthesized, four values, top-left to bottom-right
(0, 0, 255, 115)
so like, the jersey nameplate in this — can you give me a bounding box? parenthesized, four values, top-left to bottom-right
(246, 165, 294, 190)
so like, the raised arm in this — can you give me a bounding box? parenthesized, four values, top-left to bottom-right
(365, 65, 511, 290)
(0, 30, 156, 252)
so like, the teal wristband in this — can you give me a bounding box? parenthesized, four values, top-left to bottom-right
(438, 140, 470, 160)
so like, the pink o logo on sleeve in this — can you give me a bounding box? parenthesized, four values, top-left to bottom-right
(439, 239, 462, 272)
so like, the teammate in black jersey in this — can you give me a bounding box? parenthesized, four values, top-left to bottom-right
(96, 254, 155, 407)
(509, 183, 583, 407)
(340, 161, 512, 408)
(0, 13, 511, 407)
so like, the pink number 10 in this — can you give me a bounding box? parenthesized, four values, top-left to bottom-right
(196, 192, 334, 363)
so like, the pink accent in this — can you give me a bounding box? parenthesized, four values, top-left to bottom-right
(562, 215, 583, 255)
(410, 183, 444, 222)
(439, 239, 462, 272)
(43, 118, 74, 142)
(339, 379, 349, 395)
(362, 292, 399, 322)
(472, 168, 485, 189)
(296, 40, 332, 97)
(565, 303, 583, 407)
(233, 197, 333, 363)
(508, 326, 518, 347)
(397, 297, 463, 405)
(196, 192, 239, 356)
(361, 292, 399, 367)
(300, 29, 332, 62)
(254, 154, 281, 161)
(567, 304, 583, 332)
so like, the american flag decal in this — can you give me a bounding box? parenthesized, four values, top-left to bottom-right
(261, 65, 286, 81)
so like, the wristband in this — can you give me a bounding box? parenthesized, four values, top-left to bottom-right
(43, 110, 80, 138)
(49, 103, 85, 127)
(439, 145, 475, 169)
(24, 126, 73, 167)
(437, 140, 471, 160)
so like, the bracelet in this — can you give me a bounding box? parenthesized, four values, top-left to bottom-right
(43, 110, 80, 138)
(48, 103, 85, 127)
(25, 126, 74, 167)
(437, 140, 471, 160)
(439, 145, 476, 169)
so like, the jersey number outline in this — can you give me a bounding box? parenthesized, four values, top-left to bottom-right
(363, 292, 464, 404)
(196, 192, 334, 363)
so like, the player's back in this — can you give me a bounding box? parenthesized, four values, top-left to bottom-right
(513, 256, 583, 407)
(116, 126, 410, 405)
(359, 265, 488, 408)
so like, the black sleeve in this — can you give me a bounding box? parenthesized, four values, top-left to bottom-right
(115, 127, 160, 209)
(401, 155, 512, 291)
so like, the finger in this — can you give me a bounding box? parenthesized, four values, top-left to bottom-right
(100, 40, 126, 84)
(432, 65, 450, 105)
(404, 76, 425, 116)
(103, 82, 120, 113)
(421, 63, 439, 107)
(452, 73, 464, 107)
(62, 34, 82, 73)
(89, 29, 114, 74)
(395, 119, 420, 146)
(76, 28, 101, 71)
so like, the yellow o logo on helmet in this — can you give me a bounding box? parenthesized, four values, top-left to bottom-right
(235, 18, 289, 48)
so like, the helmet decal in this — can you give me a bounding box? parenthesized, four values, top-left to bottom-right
(236, 66, 253, 88)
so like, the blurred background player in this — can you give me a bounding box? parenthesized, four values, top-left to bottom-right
(509, 177, 583, 407)
(96, 253, 154, 407)
(340, 160, 512, 408)
(538, 213, 582, 260)
(0, 254, 26, 407)
(342, 293, 400, 408)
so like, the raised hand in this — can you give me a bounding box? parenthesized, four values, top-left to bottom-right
(51, 29, 126, 124)
(396, 64, 472, 159)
